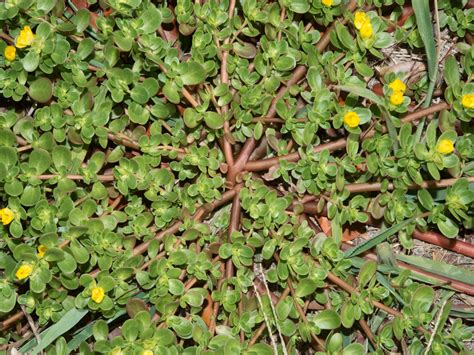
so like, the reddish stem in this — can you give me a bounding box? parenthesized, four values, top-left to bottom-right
(245, 102, 449, 172)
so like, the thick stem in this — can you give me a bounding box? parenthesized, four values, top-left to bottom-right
(245, 102, 449, 172)
(344, 176, 474, 194)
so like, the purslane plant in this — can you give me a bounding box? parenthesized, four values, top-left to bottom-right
(0, 0, 473, 354)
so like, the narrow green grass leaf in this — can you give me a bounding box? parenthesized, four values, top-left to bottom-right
(412, 0, 437, 80)
(412, 0, 438, 108)
(67, 310, 126, 351)
(396, 254, 474, 286)
(345, 218, 413, 257)
(449, 307, 474, 320)
(20, 307, 88, 354)
(334, 85, 383, 106)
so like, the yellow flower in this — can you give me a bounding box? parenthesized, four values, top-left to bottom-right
(142, 351, 153, 355)
(4, 45, 16, 61)
(322, 0, 334, 6)
(462, 93, 474, 109)
(343, 111, 360, 128)
(16, 26, 35, 48)
(37, 245, 47, 258)
(354, 11, 369, 30)
(0, 208, 14, 225)
(389, 79, 406, 94)
(437, 139, 454, 155)
(16, 263, 33, 280)
(91, 286, 105, 304)
(390, 91, 404, 106)
(359, 22, 373, 39)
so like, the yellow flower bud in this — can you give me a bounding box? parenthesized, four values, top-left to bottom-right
(389, 91, 404, 106)
(359, 22, 373, 39)
(322, 0, 334, 6)
(437, 139, 454, 155)
(16, 263, 33, 280)
(461, 93, 474, 109)
(37, 245, 47, 258)
(16, 26, 35, 48)
(0, 207, 14, 225)
(354, 11, 369, 30)
(91, 286, 105, 304)
(343, 111, 361, 128)
(4, 45, 16, 61)
(389, 79, 406, 94)
(142, 351, 153, 355)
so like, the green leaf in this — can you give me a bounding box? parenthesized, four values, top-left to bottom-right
(288, 0, 310, 14)
(204, 112, 225, 130)
(444, 55, 460, 87)
(92, 320, 108, 341)
(358, 260, 377, 288)
(411, 285, 434, 313)
(29, 149, 51, 174)
(437, 217, 459, 238)
(334, 85, 383, 105)
(22, 51, 40, 72)
(139, 5, 162, 33)
(343, 343, 365, 355)
(37, 0, 56, 13)
(29, 78, 53, 103)
(313, 310, 341, 330)
(417, 189, 433, 210)
(178, 62, 206, 85)
(72, 9, 91, 33)
(295, 279, 317, 298)
(76, 38, 95, 60)
(128, 102, 150, 124)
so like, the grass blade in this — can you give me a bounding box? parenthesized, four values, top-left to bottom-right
(412, 0, 437, 81)
(67, 309, 126, 351)
(19, 307, 88, 354)
(412, 0, 438, 109)
(396, 254, 474, 285)
(345, 218, 413, 257)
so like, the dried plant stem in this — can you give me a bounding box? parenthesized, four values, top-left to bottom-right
(252, 281, 279, 354)
(20, 305, 41, 350)
(248, 287, 291, 346)
(254, 262, 288, 355)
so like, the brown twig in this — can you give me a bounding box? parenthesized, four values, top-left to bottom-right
(20, 305, 41, 351)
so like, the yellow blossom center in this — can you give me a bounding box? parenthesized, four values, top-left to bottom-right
(16, 264, 33, 280)
(359, 22, 373, 39)
(4, 46, 16, 61)
(322, 0, 334, 6)
(16, 26, 35, 48)
(91, 286, 105, 304)
(0, 208, 14, 225)
(343, 111, 360, 128)
(389, 79, 406, 94)
(37, 245, 47, 258)
(354, 11, 369, 30)
(462, 93, 474, 109)
(437, 139, 454, 155)
(142, 351, 154, 355)
(390, 91, 404, 106)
